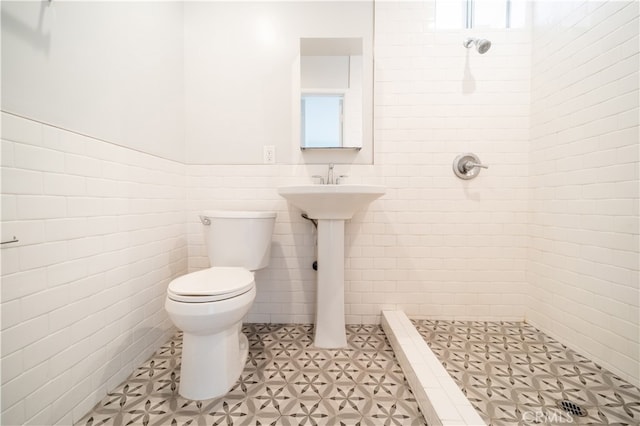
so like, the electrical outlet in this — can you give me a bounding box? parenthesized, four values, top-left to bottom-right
(263, 145, 275, 164)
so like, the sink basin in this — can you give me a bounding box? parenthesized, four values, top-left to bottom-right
(278, 183, 385, 348)
(278, 184, 385, 219)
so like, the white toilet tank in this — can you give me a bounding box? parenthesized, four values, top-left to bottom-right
(200, 211, 276, 270)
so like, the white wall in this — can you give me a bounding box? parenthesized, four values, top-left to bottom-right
(186, 1, 532, 324)
(527, 0, 639, 386)
(0, 113, 187, 425)
(183, 1, 373, 165)
(371, 2, 531, 320)
(1, 1, 184, 162)
(1, 3, 187, 424)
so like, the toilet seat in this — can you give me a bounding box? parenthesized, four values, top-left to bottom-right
(167, 267, 255, 303)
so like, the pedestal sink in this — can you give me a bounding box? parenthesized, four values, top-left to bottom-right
(278, 184, 386, 348)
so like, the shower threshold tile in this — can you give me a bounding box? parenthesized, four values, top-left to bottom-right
(411, 319, 640, 426)
(76, 324, 426, 426)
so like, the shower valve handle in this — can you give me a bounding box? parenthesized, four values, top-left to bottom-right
(453, 153, 488, 180)
(463, 161, 488, 172)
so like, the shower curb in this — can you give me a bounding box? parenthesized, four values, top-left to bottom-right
(381, 310, 486, 426)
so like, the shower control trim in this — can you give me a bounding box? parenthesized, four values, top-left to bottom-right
(453, 153, 488, 180)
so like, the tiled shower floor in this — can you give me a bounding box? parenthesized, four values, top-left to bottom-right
(411, 319, 640, 426)
(78, 324, 425, 426)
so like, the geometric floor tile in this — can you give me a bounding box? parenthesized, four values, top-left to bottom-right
(76, 324, 426, 426)
(412, 319, 640, 426)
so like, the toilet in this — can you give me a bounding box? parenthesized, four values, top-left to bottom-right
(165, 210, 276, 400)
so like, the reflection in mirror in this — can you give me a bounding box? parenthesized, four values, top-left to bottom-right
(301, 94, 344, 148)
(300, 38, 364, 150)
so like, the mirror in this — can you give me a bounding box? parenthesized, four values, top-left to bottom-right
(300, 38, 363, 149)
(299, 35, 371, 151)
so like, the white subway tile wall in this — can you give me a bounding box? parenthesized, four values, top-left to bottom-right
(0, 113, 188, 425)
(186, 1, 531, 325)
(527, 0, 639, 386)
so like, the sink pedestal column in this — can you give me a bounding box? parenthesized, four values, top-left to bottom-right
(278, 184, 386, 348)
(314, 219, 347, 348)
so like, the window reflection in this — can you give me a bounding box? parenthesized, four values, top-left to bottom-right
(301, 94, 344, 148)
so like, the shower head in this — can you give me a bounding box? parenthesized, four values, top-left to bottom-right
(476, 39, 491, 54)
(463, 37, 491, 54)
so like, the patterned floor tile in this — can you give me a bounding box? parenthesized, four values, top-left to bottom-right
(77, 324, 425, 426)
(412, 319, 640, 426)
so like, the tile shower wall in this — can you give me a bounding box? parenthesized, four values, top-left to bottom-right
(371, 2, 530, 321)
(0, 113, 188, 425)
(528, 1, 639, 386)
(186, 2, 531, 323)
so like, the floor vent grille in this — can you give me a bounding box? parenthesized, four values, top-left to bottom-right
(556, 399, 588, 417)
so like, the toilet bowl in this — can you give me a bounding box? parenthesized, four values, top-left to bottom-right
(164, 211, 276, 400)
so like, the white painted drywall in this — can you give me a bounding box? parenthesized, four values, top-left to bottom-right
(183, 1, 373, 165)
(1, 1, 184, 162)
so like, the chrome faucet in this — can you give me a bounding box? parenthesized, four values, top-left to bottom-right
(327, 163, 334, 185)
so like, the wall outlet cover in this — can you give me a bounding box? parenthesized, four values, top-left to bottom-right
(263, 145, 276, 164)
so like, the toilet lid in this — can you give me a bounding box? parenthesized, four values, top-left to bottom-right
(167, 267, 255, 302)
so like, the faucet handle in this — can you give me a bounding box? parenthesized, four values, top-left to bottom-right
(327, 163, 335, 184)
(311, 175, 325, 184)
(336, 175, 348, 184)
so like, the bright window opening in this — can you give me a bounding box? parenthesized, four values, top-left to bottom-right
(435, 0, 526, 29)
